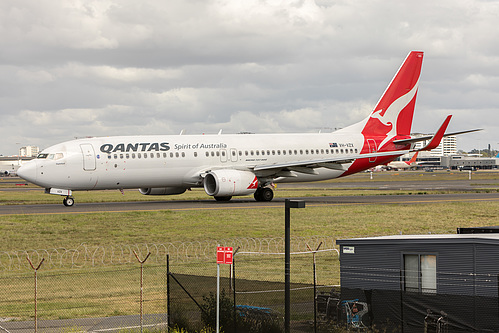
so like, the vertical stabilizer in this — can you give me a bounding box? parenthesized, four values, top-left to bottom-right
(361, 51, 424, 150)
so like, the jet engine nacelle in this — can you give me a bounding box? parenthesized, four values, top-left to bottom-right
(204, 169, 258, 197)
(139, 187, 187, 195)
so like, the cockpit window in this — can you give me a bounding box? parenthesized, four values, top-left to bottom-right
(37, 153, 64, 160)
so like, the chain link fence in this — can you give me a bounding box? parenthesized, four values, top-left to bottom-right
(0, 237, 339, 333)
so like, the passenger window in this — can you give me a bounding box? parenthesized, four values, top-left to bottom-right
(206, 152, 209, 157)
(114, 154, 118, 159)
(256, 150, 259, 156)
(355, 149, 358, 153)
(311, 150, 314, 154)
(300, 150, 303, 155)
(267, 150, 270, 155)
(272, 150, 275, 155)
(194, 152, 198, 157)
(170, 152, 174, 158)
(216, 151, 220, 157)
(277, 150, 281, 155)
(211, 152, 215, 157)
(132, 153, 136, 159)
(251, 151, 254, 156)
(150, 153, 154, 158)
(283, 150, 286, 155)
(108, 155, 112, 159)
(176, 152, 179, 158)
(138, 153, 142, 158)
(157, 153, 160, 158)
(126, 154, 130, 159)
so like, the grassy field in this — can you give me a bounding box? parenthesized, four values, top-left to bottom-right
(1, 170, 499, 250)
(1, 171, 499, 320)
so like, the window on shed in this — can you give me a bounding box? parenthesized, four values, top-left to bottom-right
(404, 254, 436, 294)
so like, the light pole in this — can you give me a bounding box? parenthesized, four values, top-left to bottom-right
(285, 199, 305, 333)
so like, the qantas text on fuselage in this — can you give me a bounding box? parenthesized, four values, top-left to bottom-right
(17, 51, 480, 206)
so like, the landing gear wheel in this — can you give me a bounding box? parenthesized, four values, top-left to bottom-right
(260, 187, 274, 201)
(63, 196, 75, 207)
(214, 196, 232, 202)
(254, 187, 274, 202)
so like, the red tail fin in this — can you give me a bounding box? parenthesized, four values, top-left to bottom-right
(361, 51, 424, 150)
(406, 151, 419, 165)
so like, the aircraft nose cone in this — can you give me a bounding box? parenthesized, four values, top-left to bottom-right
(17, 160, 37, 183)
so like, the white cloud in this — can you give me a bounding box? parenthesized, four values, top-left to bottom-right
(1, 0, 498, 154)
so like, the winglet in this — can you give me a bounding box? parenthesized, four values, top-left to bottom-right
(418, 115, 452, 151)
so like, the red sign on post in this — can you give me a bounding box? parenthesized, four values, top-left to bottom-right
(216, 246, 233, 265)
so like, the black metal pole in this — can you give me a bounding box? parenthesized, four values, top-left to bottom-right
(285, 199, 291, 333)
(313, 258, 317, 333)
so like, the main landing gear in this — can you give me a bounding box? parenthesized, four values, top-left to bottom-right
(63, 196, 75, 207)
(254, 187, 274, 202)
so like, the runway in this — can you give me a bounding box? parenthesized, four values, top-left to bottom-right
(1, 191, 499, 216)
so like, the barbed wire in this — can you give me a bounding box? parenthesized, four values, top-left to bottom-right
(0, 236, 337, 271)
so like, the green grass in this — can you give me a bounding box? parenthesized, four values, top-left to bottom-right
(2, 202, 499, 251)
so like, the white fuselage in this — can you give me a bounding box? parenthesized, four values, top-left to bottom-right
(19, 131, 366, 191)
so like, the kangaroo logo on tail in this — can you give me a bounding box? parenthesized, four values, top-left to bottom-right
(361, 51, 423, 151)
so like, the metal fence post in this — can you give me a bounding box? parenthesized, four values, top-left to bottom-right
(167, 254, 171, 332)
(232, 247, 239, 333)
(26, 256, 44, 333)
(133, 251, 151, 333)
(307, 242, 322, 333)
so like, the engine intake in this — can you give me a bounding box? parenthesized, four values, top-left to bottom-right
(204, 170, 258, 197)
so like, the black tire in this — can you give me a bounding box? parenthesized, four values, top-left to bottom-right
(254, 188, 263, 201)
(260, 187, 274, 202)
(214, 196, 232, 202)
(63, 197, 75, 207)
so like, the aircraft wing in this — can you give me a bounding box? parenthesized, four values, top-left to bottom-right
(253, 150, 410, 173)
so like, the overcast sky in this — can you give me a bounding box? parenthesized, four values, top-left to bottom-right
(1, 0, 497, 155)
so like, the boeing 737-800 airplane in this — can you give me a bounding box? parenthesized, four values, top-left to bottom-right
(17, 51, 479, 206)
